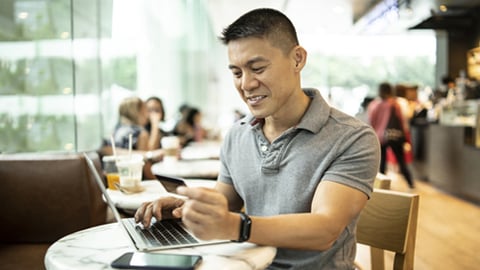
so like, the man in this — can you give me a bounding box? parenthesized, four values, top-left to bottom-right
(135, 8, 380, 269)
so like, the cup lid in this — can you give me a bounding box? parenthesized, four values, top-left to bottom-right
(116, 160, 145, 167)
(102, 154, 144, 162)
(102, 155, 116, 162)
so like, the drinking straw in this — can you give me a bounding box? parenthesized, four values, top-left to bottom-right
(128, 133, 133, 158)
(128, 133, 133, 180)
(110, 135, 117, 159)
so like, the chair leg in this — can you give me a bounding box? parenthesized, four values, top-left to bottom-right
(393, 253, 407, 270)
(370, 247, 385, 270)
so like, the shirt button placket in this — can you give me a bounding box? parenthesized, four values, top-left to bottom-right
(261, 145, 268, 152)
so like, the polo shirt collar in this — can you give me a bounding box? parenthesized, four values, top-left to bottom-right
(296, 88, 330, 134)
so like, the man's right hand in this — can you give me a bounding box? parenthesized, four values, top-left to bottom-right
(134, 197, 185, 228)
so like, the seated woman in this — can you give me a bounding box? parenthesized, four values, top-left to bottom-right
(104, 96, 163, 179)
(173, 107, 207, 146)
(112, 96, 150, 149)
(144, 96, 166, 149)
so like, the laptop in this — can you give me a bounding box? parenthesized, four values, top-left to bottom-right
(84, 153, 228, 251)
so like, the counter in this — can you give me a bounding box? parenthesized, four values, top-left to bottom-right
(426, 124, 480, 204)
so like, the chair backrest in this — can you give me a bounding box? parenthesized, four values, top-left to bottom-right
(0, 151, 107, 243)
(357, 189, 419, 270)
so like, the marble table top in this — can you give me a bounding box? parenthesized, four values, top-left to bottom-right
(180, 140, 221, 160)
(151, 159, 220, 179)
(106, 180, 216, 210)
(45, 223, 276, 270)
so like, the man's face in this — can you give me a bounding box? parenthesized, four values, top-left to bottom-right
(227, 37, 298, 119)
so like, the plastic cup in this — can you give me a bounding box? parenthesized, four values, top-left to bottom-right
(161, 136, 180, 164)
(102, 155, 120, 190)
(115, 154, 144, 188)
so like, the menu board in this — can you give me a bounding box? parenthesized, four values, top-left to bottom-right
(467, 47, 480, 80)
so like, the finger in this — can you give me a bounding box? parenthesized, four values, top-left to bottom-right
(172, 206, 183, 218)
(151, 202, 163, 220)
(182, 197, 222, 233)
(176, 189, 209, 216)
(182, 202, 210, 224)
(156, 197, 186, 220)
(176, 186, 216, 202)
(134, 202, 149, 223)
(142, 203, 154, 228)
(176, 186, 189, 196)
(185, 198, 216, 217)
(178, 187, 228, 216)
(176, 186, 205, 199)
(181, 209, 214, 240)
(134, 201, 155, 228)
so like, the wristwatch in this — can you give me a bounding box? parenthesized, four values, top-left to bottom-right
(233, 212, 251, 242)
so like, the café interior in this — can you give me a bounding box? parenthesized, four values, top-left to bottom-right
(1, 0, 480, 269)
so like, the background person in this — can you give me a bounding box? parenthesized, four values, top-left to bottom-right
(355, 96, 374, 123)
(112, 96, 150, 150)
(368, 82, 414, 188)
(135, 8, 380, 269)
(173, 107, 207, 146)
(145, 96, 166, 149)
(107, 96, 162, 179)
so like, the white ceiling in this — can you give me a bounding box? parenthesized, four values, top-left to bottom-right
(206, 0, 356, 37)
(206, 0, 480, 37)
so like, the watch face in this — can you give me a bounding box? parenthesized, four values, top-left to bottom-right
(237, 212, 251, 242)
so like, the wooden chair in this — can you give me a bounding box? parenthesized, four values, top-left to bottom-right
(356, 189, 420, 270)
(374, 172, 391, 190)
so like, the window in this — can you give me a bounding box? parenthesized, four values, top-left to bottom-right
(0, 1, 436, 153)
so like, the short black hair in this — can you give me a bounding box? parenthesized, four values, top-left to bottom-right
(219, 8, 299, 55)
(185, 107, 200, 126)
(441, 75, 454, 85)
(378, 82, 393, 99)
(361, 96, 374, 109)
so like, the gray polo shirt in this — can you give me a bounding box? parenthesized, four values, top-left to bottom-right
(219, 89, 380, 269)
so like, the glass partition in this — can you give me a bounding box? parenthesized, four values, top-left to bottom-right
(0, 0, 436, 154)
(0, 0, 219, 153)
(1, 0, 78, 153)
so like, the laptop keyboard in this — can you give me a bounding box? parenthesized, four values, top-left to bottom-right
(129, 218, 199, 246)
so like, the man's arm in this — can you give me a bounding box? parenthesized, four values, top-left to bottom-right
(215, 181, 244, 212)
(247, 180, 368, 250)
(179, 180, 368, 250)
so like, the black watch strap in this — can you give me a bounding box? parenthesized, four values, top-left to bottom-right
(233, 212, 251, 242)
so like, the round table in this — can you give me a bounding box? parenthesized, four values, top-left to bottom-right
(151, 159, 220, 179)
(180, 141, 221, 160)
(106, 179, 217, 211)
(44, 223, 276, 270)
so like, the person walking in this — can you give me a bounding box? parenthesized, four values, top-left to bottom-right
(368, 82, 414, 188)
